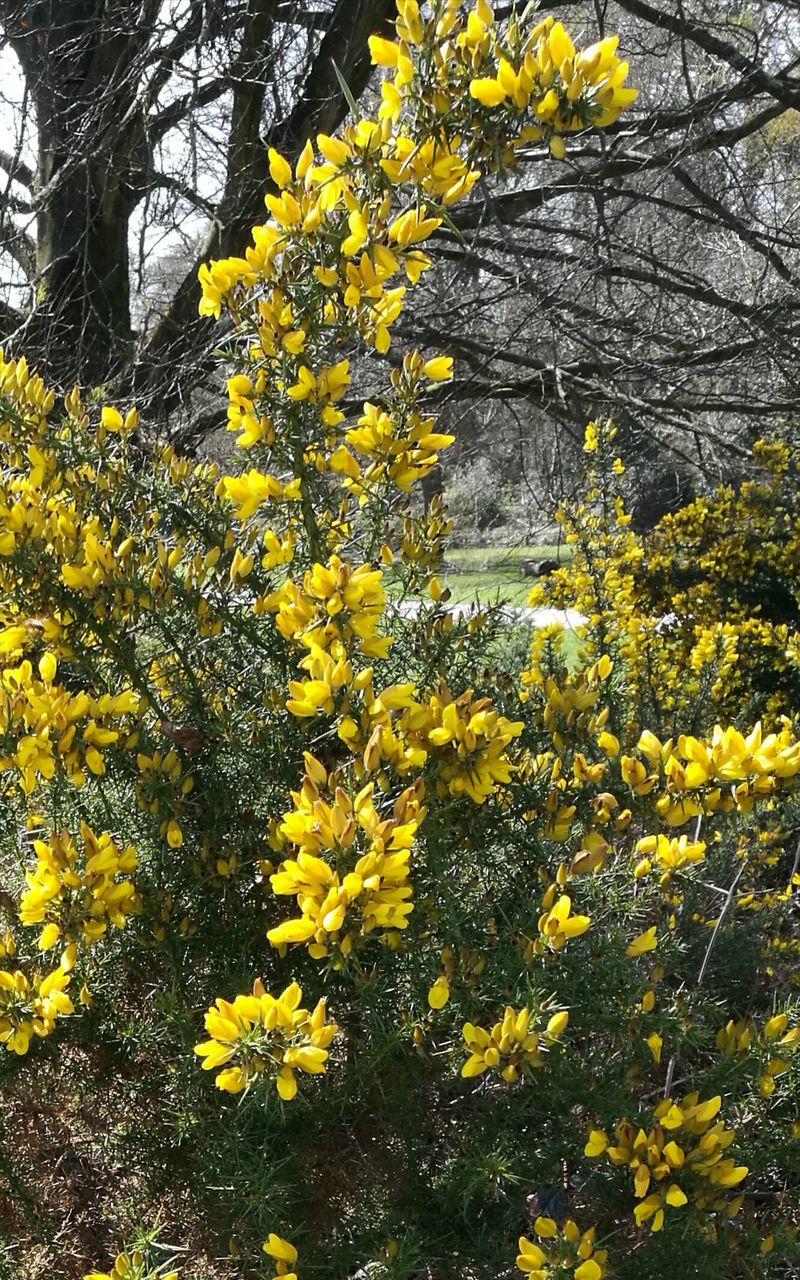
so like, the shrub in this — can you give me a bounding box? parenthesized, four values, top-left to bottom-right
(1, 6, 798, 1280)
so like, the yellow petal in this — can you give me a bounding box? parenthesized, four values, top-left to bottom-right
(665, 1183, 688, 1207)
(469, 78, 507, 107)
(38, 922, 60, 950)
(533, 1216, 558, 1239)
(276, 1067, 298, 1101)
(584, 1129, 607, 1157)
(626, 926, 657, 957)
(575, 1262, 602, 1280)
(38, 652, 57, 684)
(545, 1010, 569, 1039)
(263, 1235, 298, 1264)
(646, 1031, 663, 1063)
(369, 35, 400, 67)
(461, 1054, 487, 1078)
(428, 976, 450, 1010)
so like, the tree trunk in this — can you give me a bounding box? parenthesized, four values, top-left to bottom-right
(132, 0, 398, 418)
(6, 0, 145, 386)
(0, 0, 395, 403)
(34, 132, 135, 387)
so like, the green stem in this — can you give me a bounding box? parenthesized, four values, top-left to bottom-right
(294, 444, 323, 564)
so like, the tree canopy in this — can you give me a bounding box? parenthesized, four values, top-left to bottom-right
(0, 1, 798, 465)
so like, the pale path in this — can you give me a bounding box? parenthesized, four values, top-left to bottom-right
(390, 600, 586, 628)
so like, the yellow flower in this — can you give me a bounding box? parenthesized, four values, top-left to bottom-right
(399, 686, 522, 804)
(646, 1031, 663, 1063)
(421, 355, 453, 381)
(586, 1094, 747, 1231)
(0, 964, 73, 1055)
(575, 1264, 603, 1280)
(84, 1251, 179, 1280)
(518, 1219, 606, 1279)
(584, 1129, 608, 1157)
(268, 147, 293, 188)
(263, 1234, 298, 1264)
(269, 770, 422, 961)
(583, 421, 599, 451)
(469, 78, 507, 107)
(368, 35, 400, 67)
(516, 1238, 546, 1273)
(18, 824, 139, 955)
(537, 887, 591, 952)
(428, 976, 449, 1009)
(626, 926, 658, 957)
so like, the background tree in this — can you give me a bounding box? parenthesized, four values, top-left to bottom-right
(0, 0, 395, 409)
(410, 0, 800, 521)
(1, 0, 799, 506)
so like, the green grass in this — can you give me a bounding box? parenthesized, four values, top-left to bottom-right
(443, 543, 572, 606)
(446, 543, 569, 569)
(387, 541, 583, 663)
(443, 572, 531, 605)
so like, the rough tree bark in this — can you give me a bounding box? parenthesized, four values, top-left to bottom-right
(0, 0, 396, 402)
(133, 0, 397, 415)
(2, 1, 160, 384)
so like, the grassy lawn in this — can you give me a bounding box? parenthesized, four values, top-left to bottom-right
(443, 543, 572, 605)
(387, 542, 584, 664)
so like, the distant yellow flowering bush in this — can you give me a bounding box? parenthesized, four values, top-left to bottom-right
(0, 4, 796, 1280)
(528, 418, 800, 731)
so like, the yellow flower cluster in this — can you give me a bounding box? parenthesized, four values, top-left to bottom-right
(461, 1006, 569, 1082)
(347, 382, 454, 495)
(536, 883, 591, 953)
(399, 686, 523, 803)
(585, 1093, 748, 1231)
(427, 942, 488, 1009)
(268, 758, 423, 961)
(0, 364, 199, 621)
(621, 722, 800, 827)
(633, 832, 706, 880)
(370, 3, 636, 165)
(0, 649, 140, 794)
(717, 1012, 800, 1096)
(199, 120, 462, 559)
(523, 704, 800, 881)
(85, 1250, 178, 1280)
(517, 1217, 607, 1280)
(220, 467, 301, 520)
(195, 980, 336, 1098)
(18, 822, 139, 956)
(0, 962, 72, 1054)
(198, 0, 637, 612)
(0, 351, 245, 735)
(4, 3, 797, 1277)
(263, 556, 389, 661)
(135, 745, 195, 847)
(262, 1235, 298, 1280)
(256, 557, 400, 722)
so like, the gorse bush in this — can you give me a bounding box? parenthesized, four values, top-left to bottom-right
(0, 3, 797, 1278)
(530, 420, 800, 732)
